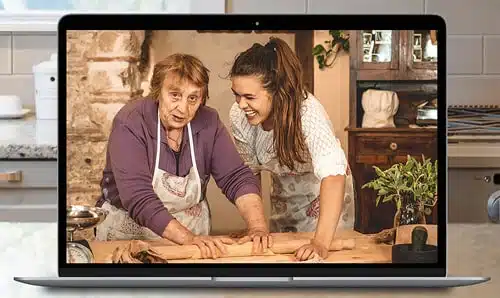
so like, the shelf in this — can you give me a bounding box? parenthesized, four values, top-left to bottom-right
(345, 127, 437, 133)
(0, 0, 226, 32)
(0, 11, 65, 32)
(0, 11, 180, 32)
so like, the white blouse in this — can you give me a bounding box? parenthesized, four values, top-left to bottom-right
(229, 93, 348, 180)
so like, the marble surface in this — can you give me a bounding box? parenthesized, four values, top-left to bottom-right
(0, 116, 58, 159)
(0, 222, 498, 297)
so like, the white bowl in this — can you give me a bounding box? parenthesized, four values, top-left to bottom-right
(0, 95, 23, 115)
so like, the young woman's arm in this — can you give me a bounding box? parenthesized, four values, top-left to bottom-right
(294, 97, 349, 261)
(297, 175, 345, 260)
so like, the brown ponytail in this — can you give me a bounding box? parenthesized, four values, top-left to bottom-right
(229, 37, 308, 171)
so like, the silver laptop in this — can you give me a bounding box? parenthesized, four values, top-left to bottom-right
(15, 13, 489, 288)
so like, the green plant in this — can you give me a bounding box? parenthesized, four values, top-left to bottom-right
(312, 30, 350, 70)
(362, 155, 438, 217)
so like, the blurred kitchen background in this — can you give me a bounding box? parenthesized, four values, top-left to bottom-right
(0, 0, 499, 235)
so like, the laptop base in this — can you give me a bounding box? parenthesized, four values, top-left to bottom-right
(14, 276, 489, 288)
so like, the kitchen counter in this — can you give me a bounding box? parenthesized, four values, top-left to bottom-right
(89, 229, 391, 263)
(0, 222, 498, 297)
(0, 115, 57, 159)
(448, 141, 500, 168)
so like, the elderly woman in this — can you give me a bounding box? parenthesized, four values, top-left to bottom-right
(95, 53, 272, 259)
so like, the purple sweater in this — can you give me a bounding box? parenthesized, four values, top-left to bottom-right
(95, 98, 261, 236)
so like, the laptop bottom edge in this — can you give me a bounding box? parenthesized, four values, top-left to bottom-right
(13, 276, 490, 288)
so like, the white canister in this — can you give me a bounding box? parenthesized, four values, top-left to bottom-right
(33, 53, 58, 120)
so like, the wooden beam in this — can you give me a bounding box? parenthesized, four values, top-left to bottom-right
(293, 30, 314, 94)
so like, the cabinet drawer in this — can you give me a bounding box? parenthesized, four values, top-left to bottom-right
(0, 161, 57, 188)
(356, 136, 436, 157)
(0, 205, 57, 222)
(0, 188, 57, 205)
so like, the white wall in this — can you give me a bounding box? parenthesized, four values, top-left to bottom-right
(229, 0, 500, 106)
(2, 1, 497, 108)
(0, 33, 57, 108)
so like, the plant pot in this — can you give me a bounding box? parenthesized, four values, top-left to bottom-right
(393, 206, 426, 229)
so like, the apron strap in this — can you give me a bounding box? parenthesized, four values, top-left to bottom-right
(155, 108, 202, 202)
(154, 109, 162, 173)
(187, 122, 202, 202)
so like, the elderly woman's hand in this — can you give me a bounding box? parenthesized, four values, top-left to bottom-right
(236, 227, 273, 255)
(185, 235, 235, 259)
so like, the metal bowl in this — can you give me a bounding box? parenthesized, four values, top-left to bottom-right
(67, 205, 108, 231)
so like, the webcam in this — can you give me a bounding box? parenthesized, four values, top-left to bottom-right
(254, 21, 260, 27)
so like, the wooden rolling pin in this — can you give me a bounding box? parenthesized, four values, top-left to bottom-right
(151, 238, 355, 260)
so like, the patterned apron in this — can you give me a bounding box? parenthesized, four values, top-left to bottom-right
(248, 134, 355, 234)
(267, 166, 355, 234)
(96, 110, 211, 241)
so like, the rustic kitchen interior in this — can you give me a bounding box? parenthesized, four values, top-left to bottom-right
(66, 29, 441, 264)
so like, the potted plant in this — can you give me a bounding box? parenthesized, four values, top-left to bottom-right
(362, 155, 438, 229)
(312, 30, 350, 70)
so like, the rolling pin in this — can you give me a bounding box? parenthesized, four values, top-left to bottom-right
(152, 238, 355, 260)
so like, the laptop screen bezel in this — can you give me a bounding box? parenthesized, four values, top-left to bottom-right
(58, 14, 447, 278)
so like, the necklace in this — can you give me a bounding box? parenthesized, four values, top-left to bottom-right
(166, 130, 182, 151)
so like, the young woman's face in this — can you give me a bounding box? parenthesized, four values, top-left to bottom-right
(231, 75, 273, 127)
(159, 74, 203, 130)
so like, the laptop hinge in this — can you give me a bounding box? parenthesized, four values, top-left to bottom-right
(214, 277, 291, 282)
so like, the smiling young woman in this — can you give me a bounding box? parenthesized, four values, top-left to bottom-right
(227, 37, 356, 262)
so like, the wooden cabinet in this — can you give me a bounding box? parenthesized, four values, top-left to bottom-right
(0, 161, 57, 221)
(346, 30, 439, 234)
(348, 129, 438, 234)
(350, 30, 438, 80)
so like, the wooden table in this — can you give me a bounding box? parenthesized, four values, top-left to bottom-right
(89, 229, 393, 263)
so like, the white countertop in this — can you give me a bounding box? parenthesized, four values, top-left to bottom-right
(0, 116, 57, 159)
(448, 142, 500, 157)
(0, 222, 498, 297)
(448, 142, 500, 168)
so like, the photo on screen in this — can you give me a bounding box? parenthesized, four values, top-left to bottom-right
(65, 29, 439, 265)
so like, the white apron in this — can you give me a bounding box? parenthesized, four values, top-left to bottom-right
(96, 110, 211, 241)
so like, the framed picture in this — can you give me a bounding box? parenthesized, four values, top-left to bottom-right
(363, 33, 372, 47)
(374, 30, 391, 44)
(363, 47, 372, 62)
(413, 48, 423, 62)
(414, 33, 422, 48)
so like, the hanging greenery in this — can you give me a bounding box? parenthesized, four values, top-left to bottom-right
(312, 30, 350, 70)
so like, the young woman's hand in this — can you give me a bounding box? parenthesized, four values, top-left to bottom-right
(185, 235, 235, 259)
(294, 239, 329, 261)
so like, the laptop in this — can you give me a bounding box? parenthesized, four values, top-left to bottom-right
(14, 13, 489, 288)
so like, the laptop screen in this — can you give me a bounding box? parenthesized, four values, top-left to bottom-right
(60, 14, 447, 277)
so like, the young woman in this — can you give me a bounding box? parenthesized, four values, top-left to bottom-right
(228, 37, 355, 261)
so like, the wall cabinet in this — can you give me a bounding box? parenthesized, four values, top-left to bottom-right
(350, 30, 438, 80)
(347, 29, 439, 234)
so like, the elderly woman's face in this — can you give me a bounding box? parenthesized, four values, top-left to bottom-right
(159, 74, 203, 130)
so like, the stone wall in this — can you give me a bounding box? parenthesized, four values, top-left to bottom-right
(66, 30, 145, 238)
